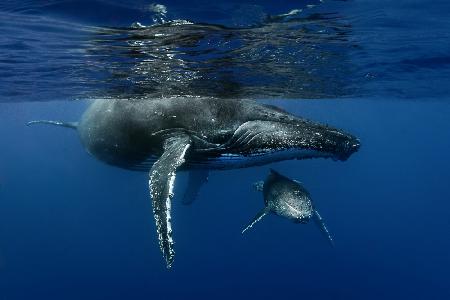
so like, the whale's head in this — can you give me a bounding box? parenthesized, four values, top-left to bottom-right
(275, 192, 314, 223)
(264, 169, 314, 222)
(225, 118, 360, 163)
(311, 124, 361, 161)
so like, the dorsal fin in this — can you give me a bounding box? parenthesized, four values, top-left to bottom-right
(269, 168, 292, 181)
(269, 168, 279, 174)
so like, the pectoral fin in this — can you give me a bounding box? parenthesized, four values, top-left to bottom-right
(149, 134, 191, 268)
(182, 170, 209, 205)
(242, 207, 270, 234)
(27, 120, 78, 129)
(313, 210, 334, 247)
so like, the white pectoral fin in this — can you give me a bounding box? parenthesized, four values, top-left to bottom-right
(149, 134, 191, 268)
(313, 210, 335, 247)
(242, 207, 270, 234)
(27, 120, 78, 129)
(182, 170, 209, 205)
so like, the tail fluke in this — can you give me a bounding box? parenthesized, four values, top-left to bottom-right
(313, 210, 335, 247)
(242, 207, 270, 234)
(27, 120, 78, 129)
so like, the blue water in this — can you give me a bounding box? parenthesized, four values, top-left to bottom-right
(1, 1, 450, 299)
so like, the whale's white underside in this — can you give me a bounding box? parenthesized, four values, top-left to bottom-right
(126, 148, 332, 171)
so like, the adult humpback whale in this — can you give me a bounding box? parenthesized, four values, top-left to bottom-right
(28, 97, 359, 268)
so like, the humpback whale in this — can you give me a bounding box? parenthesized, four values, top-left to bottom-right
(243, 169, 334, 246)
(28, 97, 358, 267)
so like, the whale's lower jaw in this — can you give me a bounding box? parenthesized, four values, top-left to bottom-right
(121, 148, 333, 172)
(196, 148, 333, 170)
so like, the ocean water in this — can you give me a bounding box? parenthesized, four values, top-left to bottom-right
(1, 1, 450, 299)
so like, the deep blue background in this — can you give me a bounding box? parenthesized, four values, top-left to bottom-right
(1, 1, 450, 299)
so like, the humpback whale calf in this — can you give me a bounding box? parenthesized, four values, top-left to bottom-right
(243, 169, 334, 246)
(28, 97, 358, 267)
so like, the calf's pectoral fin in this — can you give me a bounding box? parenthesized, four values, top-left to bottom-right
(312, 210, 334, 247)
(242, 207, 270, 234)
(149, 134, 191, 268)
(27, 120, 78, 129)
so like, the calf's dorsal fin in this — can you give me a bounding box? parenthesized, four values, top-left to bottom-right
(269, 168, 293, 182)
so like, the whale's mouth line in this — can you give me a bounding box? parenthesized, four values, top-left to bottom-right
(188, 148, 335, 169)
(284, 202, 312, 220)
(119, 147, 334, 171)
(285, 202, 301, 215)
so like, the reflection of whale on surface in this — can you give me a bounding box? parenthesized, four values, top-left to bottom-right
(243, 169, 334, 247)
(28, 97, 359, 268)
(89, 10, 355, 101)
